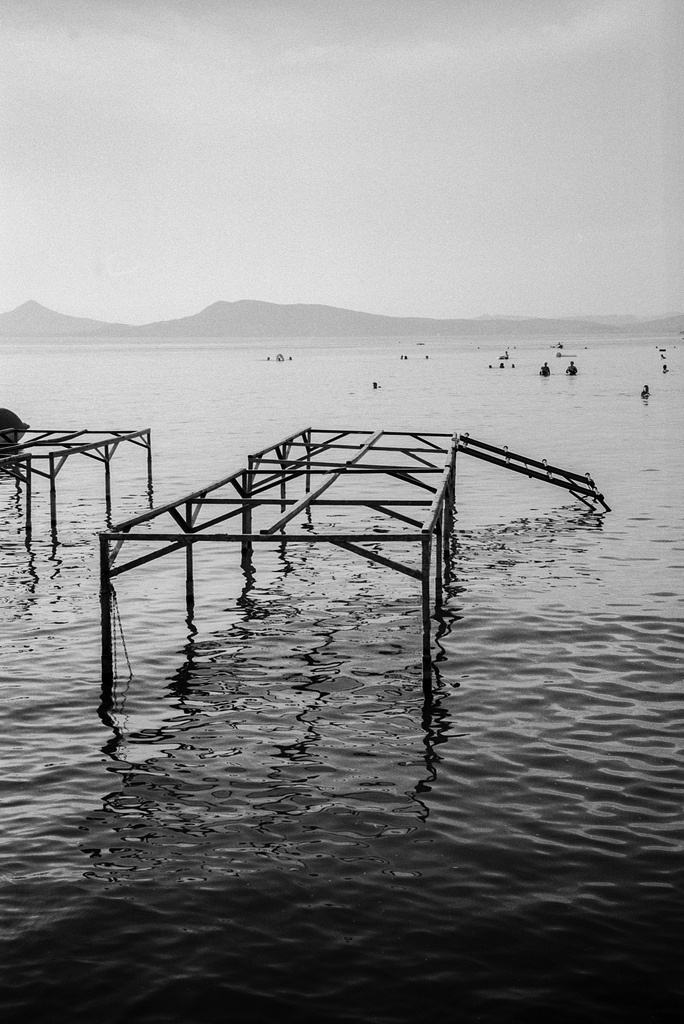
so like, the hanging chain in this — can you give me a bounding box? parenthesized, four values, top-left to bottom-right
(110, 585, 133, 680)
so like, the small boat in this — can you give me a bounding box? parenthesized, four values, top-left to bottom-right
(0, 408, 30, 447)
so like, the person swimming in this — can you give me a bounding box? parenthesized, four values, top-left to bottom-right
(641, 385, 650, 398)
(540, 362, 550, 376)
(566, 360, 578, 375)
(663, 364, 668, 373)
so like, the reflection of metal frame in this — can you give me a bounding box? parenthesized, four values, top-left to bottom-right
(99, 426, 610, 687)
(0, 428, 153, 535)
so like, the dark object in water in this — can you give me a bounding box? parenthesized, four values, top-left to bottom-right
(0, 408, 29, 445)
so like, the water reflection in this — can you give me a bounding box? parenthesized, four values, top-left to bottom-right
(3, 339, 682, 1023)
(88, 504, 614, 880)
(91, 582, 457, 879)
(0, 536, 39, 596)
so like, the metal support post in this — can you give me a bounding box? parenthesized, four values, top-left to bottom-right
(279, 446, 287, 515)
(49, 452, 58, 533)
(442, 493, 452, 581)
(434, 513, 443, 608)
(104, 444, 112, 519)
(99, 534, 114, 686)
(185, 501, 195, 614)
(25, 455, 32, 539)
(421, 532, 432, 677)
(146, 430, 154, 505)
(445, 445, 457, 549)
(185, 540, 195, 616)
(305, 428, 312, 494)
(241, 464, 253, 567)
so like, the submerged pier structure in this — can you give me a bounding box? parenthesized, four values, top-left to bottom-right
(99, 426, 609, 687)
(0, 428, 153, 536)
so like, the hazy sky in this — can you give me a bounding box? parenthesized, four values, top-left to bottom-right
(1, 0, 682, 322)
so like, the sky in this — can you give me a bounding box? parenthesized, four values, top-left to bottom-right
(1, 0, 682, 323)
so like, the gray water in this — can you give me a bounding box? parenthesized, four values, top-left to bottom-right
(1, 334, 682, 1023)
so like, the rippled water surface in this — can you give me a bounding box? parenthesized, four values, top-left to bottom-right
(1, 335, 683, 1023)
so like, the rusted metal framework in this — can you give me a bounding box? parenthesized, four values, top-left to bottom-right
(99, 426, 609, 687)
(457, 433, 610, 512)
(0, 428, 152, 535)
(100, 427, 457, 685)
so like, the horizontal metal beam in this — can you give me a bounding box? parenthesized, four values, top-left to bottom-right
(193, 497, 432, 506)
(112, 468, 246, 530)
(104, 531, 423, 544)
(287, 442, 448, 454)
(330, 539, 422, 580)
(457, 445, 607, 503)
(458, 434, 593, 486)
(424, 463, 456, 532)
(109, 539, 188, 577)
(10, 428, 150, 458)
(261, 429, 384, 534)
(247, 426, 311, 460)
(246, 462, 442, 472)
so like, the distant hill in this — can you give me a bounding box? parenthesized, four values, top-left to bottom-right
(1, 298, 682, 339)
(575, 314, 642, 325)
(0, 300, 126, 336)
(93, 300, 633, 338)
(627, 314, 684, 336)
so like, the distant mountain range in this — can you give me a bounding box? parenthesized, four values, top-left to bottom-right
(1, 299, 682, 339)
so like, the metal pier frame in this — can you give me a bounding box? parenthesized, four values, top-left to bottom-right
(456, 433, 610, 512)
(99, 426, 609, 687)
(100, 427, 457, 686)
(0, 428, 153, 535)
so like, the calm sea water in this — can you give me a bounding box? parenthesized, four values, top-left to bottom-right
(1, 334, 683, 1023)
